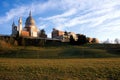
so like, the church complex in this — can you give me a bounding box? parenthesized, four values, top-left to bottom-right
(11, 11, 99, 43)
(11, 11, 78, 42)
(12, 11, 47, 38)
(0, 11, 99, 46)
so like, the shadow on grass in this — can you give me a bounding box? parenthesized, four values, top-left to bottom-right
(0, 46, 119, 59)
(58, 47, 118, 58)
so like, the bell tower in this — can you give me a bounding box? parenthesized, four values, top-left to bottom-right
(12, 21, 15, 35)
(18, 17, 22, 36)
(11, 21, 18, 36)
(12, 21, 15, 31)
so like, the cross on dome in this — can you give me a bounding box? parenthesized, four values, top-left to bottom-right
(29, 11, 32, 16)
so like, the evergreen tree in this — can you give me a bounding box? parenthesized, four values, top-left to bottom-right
(92, 38, 99, 43)
(39, 29, 47, 38)
(77, 34, 87, 45)
(70, 35, 75, 45)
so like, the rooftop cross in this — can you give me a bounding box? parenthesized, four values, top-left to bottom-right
(29, 10, 32, 16)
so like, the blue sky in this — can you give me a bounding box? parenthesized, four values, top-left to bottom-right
(0, 0, 120, 42)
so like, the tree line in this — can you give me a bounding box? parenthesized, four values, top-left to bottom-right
(69, 34, 99, 45)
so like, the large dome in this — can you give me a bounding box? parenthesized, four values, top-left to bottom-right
(25, 16, 35, 26)
(24, 11, 38, 33)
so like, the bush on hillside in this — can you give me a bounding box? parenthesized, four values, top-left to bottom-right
(0, 40, 12, 49)
(77, 34, 87, 45)
(70, 34, 87, 45)
(70, 35, 76, 45)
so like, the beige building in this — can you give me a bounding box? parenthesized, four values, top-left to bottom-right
(52, 28, 64, 39)
(52, 28, 78, 42)
(87, 37, 99, 43)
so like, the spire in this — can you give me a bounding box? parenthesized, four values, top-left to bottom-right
(19, 17, 22, 22)
(18, 17, 22, 36)
(29, 10, 32, 16)
(12, 21, 15, 26)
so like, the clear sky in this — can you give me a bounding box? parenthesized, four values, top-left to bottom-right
(0, 0, 120, 42)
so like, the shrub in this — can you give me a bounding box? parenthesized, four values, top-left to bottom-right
(0, 40, 12, 49)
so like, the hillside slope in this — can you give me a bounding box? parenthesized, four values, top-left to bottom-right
(0, 45, 119, 58)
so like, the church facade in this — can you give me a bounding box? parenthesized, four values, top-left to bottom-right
(11, 11, 46, 38)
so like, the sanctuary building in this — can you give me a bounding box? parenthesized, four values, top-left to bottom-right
(11, 11, 47, 38)
(10, 11, 99, 44)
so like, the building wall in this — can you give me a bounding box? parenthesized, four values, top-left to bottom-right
(21, 31, 29, 37)
(52, 29, 78, 42)
(69, 32, 78, 41)
(12, 26, 18, 37)
(32, 31, 38, 37)
(52, 29, 64, 39)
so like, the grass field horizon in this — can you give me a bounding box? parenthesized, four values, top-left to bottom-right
(0, 43, 120, 80)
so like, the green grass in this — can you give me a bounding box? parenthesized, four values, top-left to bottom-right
(0, 45, 119, 58)
(0, 43, 120, 79)
(0, 58, 120, 80)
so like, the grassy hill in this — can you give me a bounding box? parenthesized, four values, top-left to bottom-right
(0, 39, 120, 58)
(0, 44, 120, 58)
(0, 41, 120, 80)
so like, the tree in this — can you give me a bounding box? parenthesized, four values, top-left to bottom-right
(38, 39, 45, 47)
(64, 31, 68, 36)
(91, 38, 99, 43)
(41, 29, 45, 34)
(86, 37, 93, 43)
(103, 38, 110, 44)
(70, 35, 75, 45)
(77, 34, 87, 45)
(21, 37, 25, 46)
(9, 37, 15, 45)
(114, 38, 119, 44)
(39, 29, 47, 38)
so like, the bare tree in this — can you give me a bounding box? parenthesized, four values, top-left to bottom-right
(103, 38, 110, 44)
(114, 38, 119, 44)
